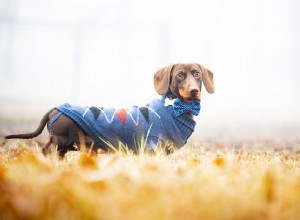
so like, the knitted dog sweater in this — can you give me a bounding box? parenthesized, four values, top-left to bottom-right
(48, 98, 199, 150)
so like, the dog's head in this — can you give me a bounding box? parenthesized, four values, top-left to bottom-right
(154, 63, 214, 102)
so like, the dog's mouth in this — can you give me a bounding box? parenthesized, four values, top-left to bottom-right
(178, 88, 201, 103)
(183, 97, 200, 103)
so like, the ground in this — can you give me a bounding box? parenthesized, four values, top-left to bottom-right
(1, 120, 300, 219)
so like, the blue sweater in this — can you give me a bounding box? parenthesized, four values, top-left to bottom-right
(48, 99, 197, 150)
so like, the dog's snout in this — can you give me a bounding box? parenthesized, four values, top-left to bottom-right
(190, 88, 199, 95)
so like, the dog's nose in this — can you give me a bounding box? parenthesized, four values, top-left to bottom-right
(190, 88, 199, 95)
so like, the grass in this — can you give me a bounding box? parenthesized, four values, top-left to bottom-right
(1, 140, 300, 220)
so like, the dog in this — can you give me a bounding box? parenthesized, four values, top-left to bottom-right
(5, 63, 214, 157)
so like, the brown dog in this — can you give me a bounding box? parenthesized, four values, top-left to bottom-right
(5, 63, 214, 157)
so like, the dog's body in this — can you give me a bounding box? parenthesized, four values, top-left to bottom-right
(5, 63, 214, 157)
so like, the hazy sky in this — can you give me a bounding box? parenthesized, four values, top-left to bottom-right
(0, 0, 299, 126)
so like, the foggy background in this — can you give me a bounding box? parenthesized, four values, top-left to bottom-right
(0, 0, 299, 140)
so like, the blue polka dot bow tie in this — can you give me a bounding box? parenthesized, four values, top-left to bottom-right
(173, 99, 201, 117)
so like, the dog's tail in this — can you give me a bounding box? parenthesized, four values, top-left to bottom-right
(5, 108, 54, 139)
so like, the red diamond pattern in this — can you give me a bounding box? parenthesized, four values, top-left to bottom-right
(116, 108, 127, 124)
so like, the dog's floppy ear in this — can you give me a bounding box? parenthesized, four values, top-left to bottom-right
(198, 64, 215, 94)
(153, 64, 174, 95)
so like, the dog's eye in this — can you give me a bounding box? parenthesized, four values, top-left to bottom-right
(194, 71, 201, 79)
(177, 72, 185, 80)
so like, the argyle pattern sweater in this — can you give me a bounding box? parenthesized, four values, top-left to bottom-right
(48, 99, 197, 150)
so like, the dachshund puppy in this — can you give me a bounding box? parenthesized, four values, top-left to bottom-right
(5, 63, 214, 157)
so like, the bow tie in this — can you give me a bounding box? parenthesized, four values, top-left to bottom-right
(173, 99, 201, 117)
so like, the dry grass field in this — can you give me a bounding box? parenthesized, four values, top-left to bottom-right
(1, 122, 300, 220)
